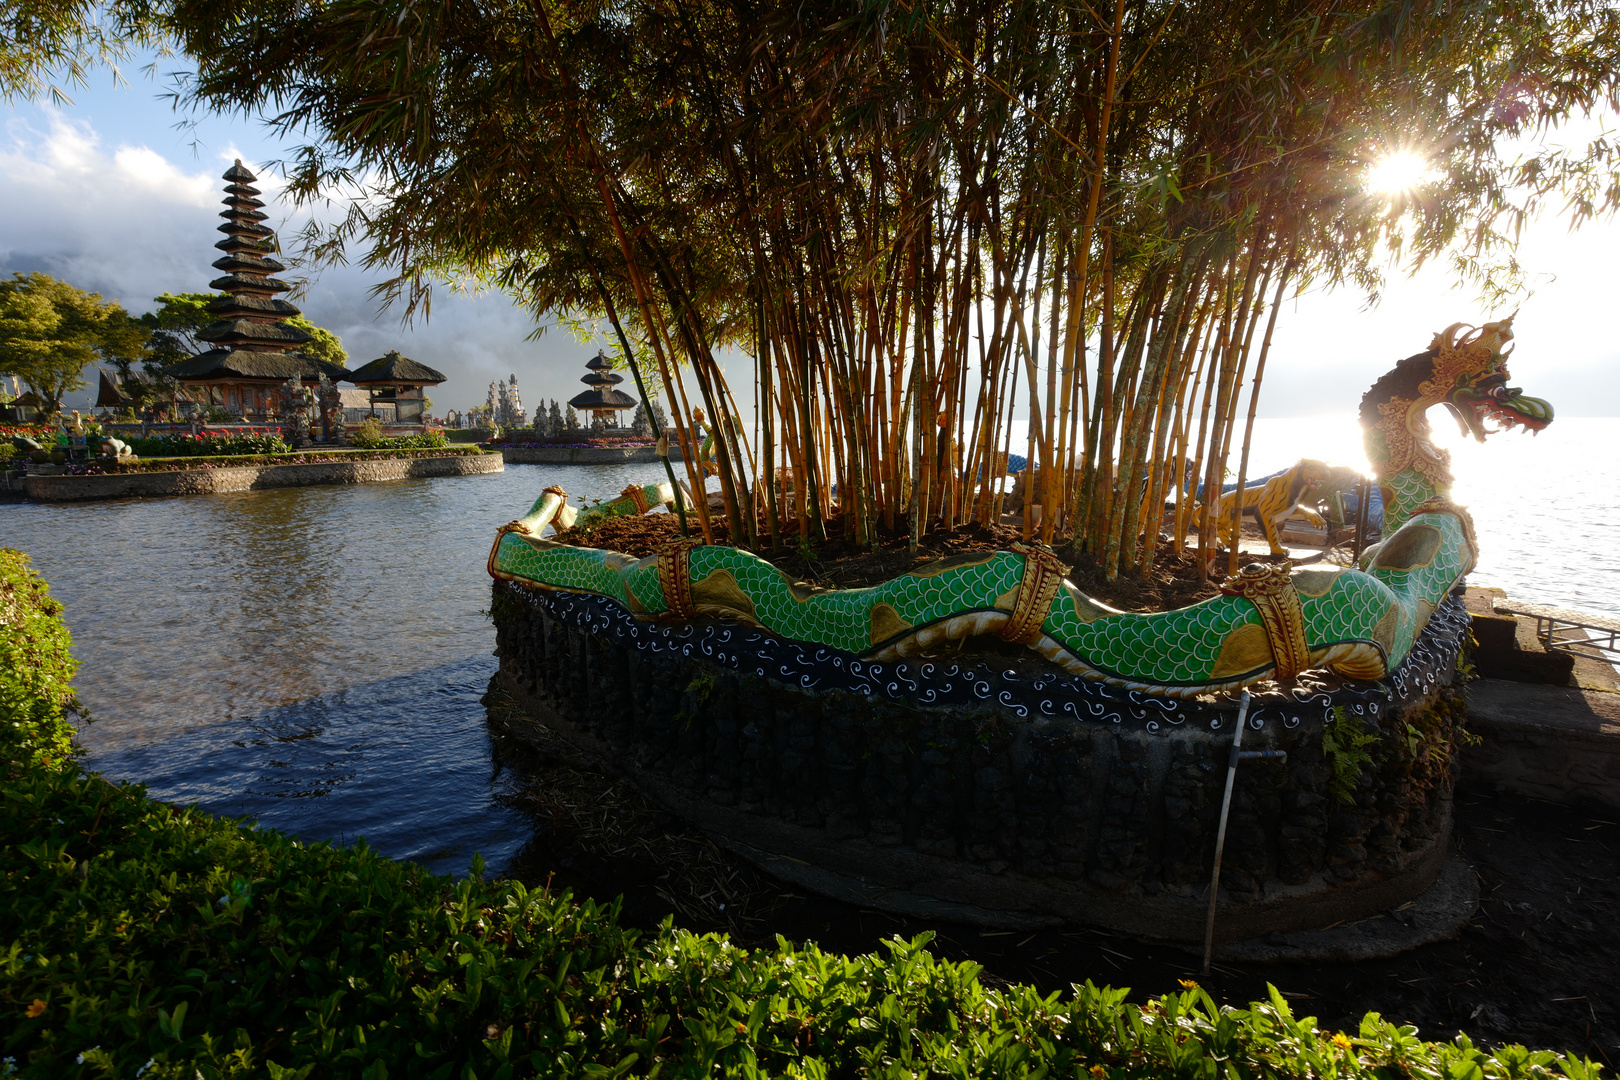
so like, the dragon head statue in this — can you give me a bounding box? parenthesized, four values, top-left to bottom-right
(1425, 317, 1553, 441)
(1361, 316, 1555, 484)
(1360, 316, 1554, 528)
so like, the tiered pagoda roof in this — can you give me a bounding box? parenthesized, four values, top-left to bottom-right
(165, 160, 349, 384)
(568, 350, 637, 413)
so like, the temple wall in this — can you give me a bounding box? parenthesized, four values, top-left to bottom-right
(20, 453, 502, 501)
(500, 446, 683, 465)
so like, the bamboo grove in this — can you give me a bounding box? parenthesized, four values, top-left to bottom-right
(164, 0, 1620, 578)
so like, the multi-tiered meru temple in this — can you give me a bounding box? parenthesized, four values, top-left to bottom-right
(164, 161, 352, 419)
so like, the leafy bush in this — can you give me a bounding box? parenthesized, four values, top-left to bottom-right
(127, 432, 290, 458)
(349, 417, 447, 450)
(393, 429, 449, 450)
(346, 415, 386, 448)
(0, 550, 80, 769)
(0, 555, 1605, 1079)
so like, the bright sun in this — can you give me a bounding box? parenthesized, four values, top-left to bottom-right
(1367, 150, 1432, 195)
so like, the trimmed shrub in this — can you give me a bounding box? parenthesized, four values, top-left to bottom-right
(350, 418, 447, 451)
(0, 554, 1604, 1079)
(127, 433, 291, 458)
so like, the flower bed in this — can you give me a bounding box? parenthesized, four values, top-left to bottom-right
(0, 424, 55, 441)
(0, 548, 1601, 1078)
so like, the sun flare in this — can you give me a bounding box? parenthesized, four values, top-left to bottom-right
(1367, 150, 1432, 195)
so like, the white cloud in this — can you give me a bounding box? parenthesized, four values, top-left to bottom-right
(111, 144, 214, 206)
(0, 111, 616, 413)
(2, 109, 1613, 418)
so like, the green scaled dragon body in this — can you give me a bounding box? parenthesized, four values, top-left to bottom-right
(490, 319, 1549, 698)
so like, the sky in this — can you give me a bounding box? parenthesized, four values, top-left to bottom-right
(2, 53, 1618, 418)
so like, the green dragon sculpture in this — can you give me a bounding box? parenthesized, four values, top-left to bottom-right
(489, 318, 1550, 698)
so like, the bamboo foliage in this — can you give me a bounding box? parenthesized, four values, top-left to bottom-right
(166, 0, 1620, 575)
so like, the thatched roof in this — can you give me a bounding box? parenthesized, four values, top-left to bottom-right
(197, 319, 312, 346)
(208, 273, 292, 293)
(212, 252, 286, 275)
(208, 294, 300, 318)
(223, 160, 258, 184)
(218, 220, 274, 239)
(214, 236, 274, 255)
(96, 370, 125, 407)
(569, 387, 638, 411)
(347, 350, 446, 385)
(164, 349, 350, 383)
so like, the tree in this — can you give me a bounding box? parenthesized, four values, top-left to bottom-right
(286, 315, 347, 367)
(0, 273, 146, 415)
(139, 294, 347, 368)
(157, 0, 1620, 568)
(125, 293, 349, 408)
(0, 0, 157, 106)
(138, 291, 214, 365)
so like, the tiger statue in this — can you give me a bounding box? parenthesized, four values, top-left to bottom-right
(1198, 458, 1337, 555)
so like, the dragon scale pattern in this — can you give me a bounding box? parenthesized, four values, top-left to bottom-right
(489, 318, 1545, 698)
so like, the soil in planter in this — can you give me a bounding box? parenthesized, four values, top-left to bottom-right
(550, 511, 1273, 612)
(486, 683, 1619, 1062)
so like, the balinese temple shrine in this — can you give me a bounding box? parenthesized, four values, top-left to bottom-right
(567, 350, 638, 426)
(164, 160, 350, 418)
(346, 350, 447, 426)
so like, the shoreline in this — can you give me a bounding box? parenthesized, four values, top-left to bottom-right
(498, 445, 684, 464)
(14, 451, 503, 501)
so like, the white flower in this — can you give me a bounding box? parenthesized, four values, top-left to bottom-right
(137, 1059, 155, 1077)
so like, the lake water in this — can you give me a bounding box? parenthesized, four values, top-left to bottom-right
(1, 420, 1614, 874)
(1, 463, 667, 874)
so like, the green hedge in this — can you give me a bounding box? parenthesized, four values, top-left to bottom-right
(0, 549, 1603, 1079)
(348, 428, 449, 451)
(127, 434, 291, 458)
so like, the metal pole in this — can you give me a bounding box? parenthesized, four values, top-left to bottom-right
(1201, 693, 1288, 974)
(1203, 692, 1249, 974)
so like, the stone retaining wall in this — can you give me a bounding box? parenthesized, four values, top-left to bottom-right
(500, 446, 682, 465)
(492, 579, 1469, 942)
(1463, 679, 1620, 808)
(21, 453, 503, 501)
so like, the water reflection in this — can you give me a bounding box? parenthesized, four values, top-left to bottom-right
(0, 463, 664, 872)
(0, 427, 1612, 874)
(89, 657, 519, 875)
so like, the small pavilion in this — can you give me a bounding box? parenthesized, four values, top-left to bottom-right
(567, 350, 637, 426)
(163, 160, 349, 418)
(346, 350, 446, 426)
(1, 391, 43, 423)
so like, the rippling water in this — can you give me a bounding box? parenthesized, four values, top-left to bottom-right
(0, 463, 665, 874)
(1, 421, 1613, 873)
